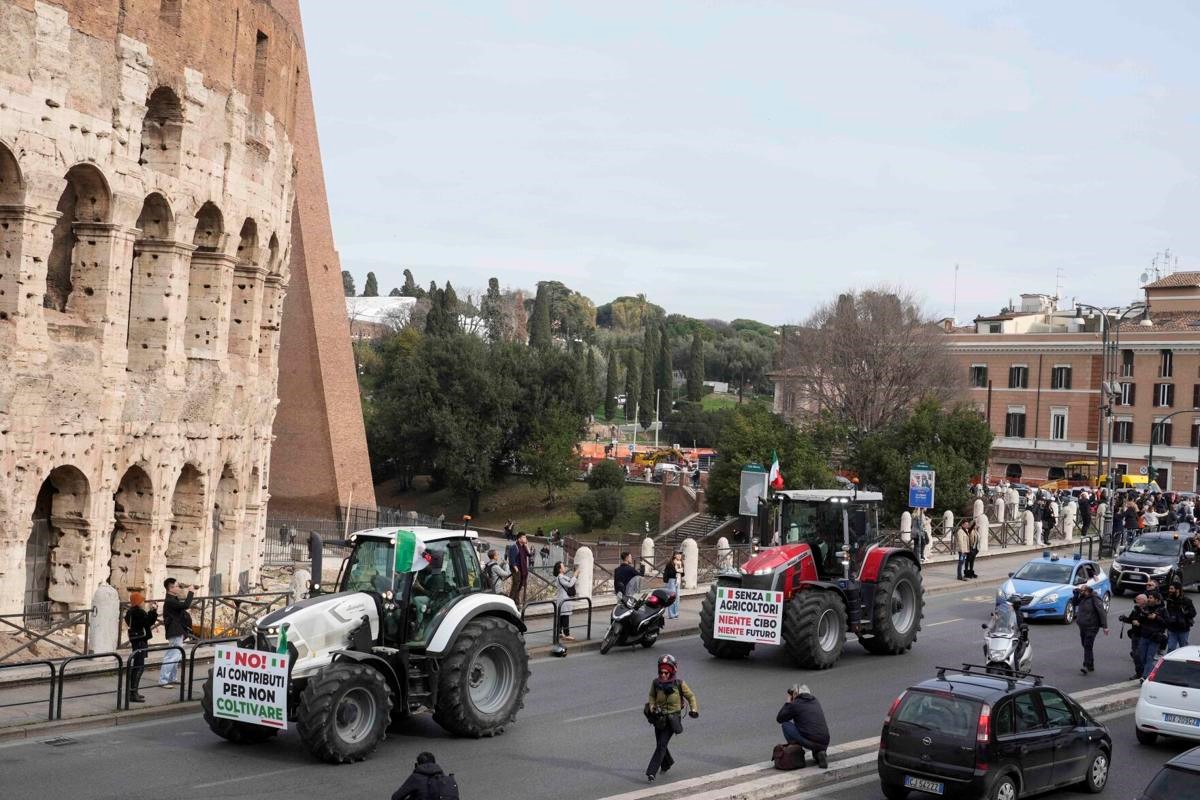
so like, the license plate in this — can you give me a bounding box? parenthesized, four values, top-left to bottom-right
(904, 775, 945, 794)
(1163, 713, 1200, 727)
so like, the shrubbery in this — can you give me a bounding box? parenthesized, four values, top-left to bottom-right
(575, 488, 626, 531)
(586, 460, 625, 492)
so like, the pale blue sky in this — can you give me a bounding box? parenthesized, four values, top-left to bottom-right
(302, 1, 1200, 324)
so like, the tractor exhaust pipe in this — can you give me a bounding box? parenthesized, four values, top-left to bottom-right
(308, 531, 323, 595)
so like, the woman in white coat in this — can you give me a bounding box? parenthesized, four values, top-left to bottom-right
(554, 561, 577, 641)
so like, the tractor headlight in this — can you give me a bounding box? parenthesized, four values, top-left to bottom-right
(751, 567, 774, 576)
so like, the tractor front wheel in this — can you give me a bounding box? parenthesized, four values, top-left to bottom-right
(296, 662, 392, 764)
(699, 585, 754, 660)
(201, 670, 280, 744)
(433, 616, 530, 738)
(859, 558, 924, 655)
(783, 590, 846, 669)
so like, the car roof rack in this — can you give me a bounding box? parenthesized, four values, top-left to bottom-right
(935, 663, 1044, 690)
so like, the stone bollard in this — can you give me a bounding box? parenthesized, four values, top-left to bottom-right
(1007, 488, 1019, 513)
(91, 584, 120, 654)
(973, 498, 984, 519)
(641, 536, 656, 576)
(1024, 510, 1037, 546)
(1097, 502, 1107, 536)
(682, 538, 699, 590)
(716, 536, 732, 572)
(942, 510, 954, 539)
(1051, 501, 1060, 539)
(1063, 501, 1077, 542)
(974, 512, 990, 555)
(573, 546, 594, 598)
(900, 511, 912, 543)
(291, 568, 312, 600)
(995, 498, 1006, 526)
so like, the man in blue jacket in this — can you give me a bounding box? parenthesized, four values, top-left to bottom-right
(777, 683, 831, 768)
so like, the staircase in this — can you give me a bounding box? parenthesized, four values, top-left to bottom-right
(657, 512, 734, 547)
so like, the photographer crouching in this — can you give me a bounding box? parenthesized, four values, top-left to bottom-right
(776, 684, 831, 769)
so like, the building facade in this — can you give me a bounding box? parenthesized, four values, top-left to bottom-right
(0, 0, 327, 615)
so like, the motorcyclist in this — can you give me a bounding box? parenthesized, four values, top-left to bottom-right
(987, 596, 1029, 671)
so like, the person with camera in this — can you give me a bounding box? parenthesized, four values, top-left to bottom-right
(1069, 583, 1108, 675)
(1119, 594, 1150, 680)
(1133, 593, 1168, 680)
(644, 654, 699, 782)
(390, 751, 459, 800)
(158, 577, 197, 687)
(124, 591, 157, 703)
(553, 561, 577, 641)
(1165, 581, 1196, 651)
(482, 549, 511, 593)
(777, 684, 831, 768)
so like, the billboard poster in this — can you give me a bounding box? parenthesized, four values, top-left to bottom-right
(908, 463, 935, 509)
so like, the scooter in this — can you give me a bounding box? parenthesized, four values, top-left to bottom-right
(982, 596, 1032, 675)
(599, 577, 674, 654)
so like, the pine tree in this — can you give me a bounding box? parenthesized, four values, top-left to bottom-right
(639, 326, 656, 428)
(529, 283, 553, 350)
(604, 348, 620, 420)
(363, 271, 379, 297)
(687, 331, 704, 402)
(341, 270, 355, 297)
(482, 277, 504, 343)
(624, 349, 640, 422)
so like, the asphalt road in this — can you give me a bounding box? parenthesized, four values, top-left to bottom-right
(0, 584, 1172, 800)
(810, 708, 1196, 800)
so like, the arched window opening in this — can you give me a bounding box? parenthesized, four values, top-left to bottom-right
(45, 165, 111, 312)
(167, 465, 205, 587)
(0, 143, 26, 320)
(127, 194, 177, 370)
(27, 466, 91, 614)
(140, 86, 184, 174)
(109, 465, 154, 598)
(229, 219, 262, 358)
(258, 233, 283, 369)
(209, 465, 240, 594)
(186, 202, 226, 353)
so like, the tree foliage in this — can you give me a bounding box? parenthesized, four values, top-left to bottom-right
(604, 348, 620, 420)
(655, 321, 672, 404)
(705, 404, 833, 518)
(638, 326, 656, 427)
(587, 459, 625, 491)
(575, 488, 625, 531)
(363, 272, 379, 297)
(482, 277, 504, 344)
(342, 270, 355, 297)
(623, 349, 640, 422)
(595, 294, 664, 331)
(388, 287, 402, 297)
(528, 283, 553, 350)
(686, 332, 704, 402)
(663, 402, 731, 448)
(518, 409, 580, 506)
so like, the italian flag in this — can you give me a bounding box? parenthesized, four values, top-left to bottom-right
(394, 529, 430, 574)
(769, 451, 784, 490)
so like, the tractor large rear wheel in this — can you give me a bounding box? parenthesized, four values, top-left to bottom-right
(783, 590, 846, 669)
(699, 585, 754, 659)
(201, 670, 280, 744)
(433, 616, 530, 738)
(296, 661, 393, 764)
(859, 558, 924, 655)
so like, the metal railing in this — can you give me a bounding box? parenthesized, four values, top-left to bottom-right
(989, 519, 1025, 548)
(116, 591, 292, 648)
(519, 597, 594, 645)
(56, 653, 124, 719)
(0, 607, 93, 663)
(694, 544, 755, 583)
(0, 660, 55, 722)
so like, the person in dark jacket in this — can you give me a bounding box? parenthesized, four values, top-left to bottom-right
(614, 551, 639, 596)
(505, 533, 531, 606)
(1069, 584, 1108, 674)
(391, 751, 457, 800)
(1133, 593, 1168, 679)
(1119, 594, 1149, 680)
(1165, 581, 1196, 651)
(158, 577, 195, 687)
(124, 591, 157, 703)
(777, 684, 831, 768)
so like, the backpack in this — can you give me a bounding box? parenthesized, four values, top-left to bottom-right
(773, 743, 806, 770)
(426, 773, 459, 800)
(483, 562, 497, 589)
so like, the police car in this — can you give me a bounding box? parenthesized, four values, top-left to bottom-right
(999, 552, 1112, 624)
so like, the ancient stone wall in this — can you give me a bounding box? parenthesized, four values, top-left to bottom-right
(0, 0, 303, 614)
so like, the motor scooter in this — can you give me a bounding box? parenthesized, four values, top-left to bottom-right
(982, 596, 1032, 675)
(599, 577, 674, 654)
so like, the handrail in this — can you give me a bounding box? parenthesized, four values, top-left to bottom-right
(0, 607, 93, 663)
(520, 600, 560, 645)
(0, 660, 56, 721)
(117, 591, 291, 648)
(134, 644, 187, 708)
(56, 652, 124, 719)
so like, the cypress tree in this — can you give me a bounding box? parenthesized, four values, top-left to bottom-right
(604, 348, 619, 420)
(624, 349, 640, 422)
(529, 283, 553, 350)
(363, 271, 379, 297)
(341, 270, 355, 297)
(638, 326, 656, 428)
(655, 322, 672, 401)
(686, 331, 704, 402)
(483, 277, 504, 343)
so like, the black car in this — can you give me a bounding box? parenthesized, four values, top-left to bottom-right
(878, 666, 1111, 800)
(1109, 532, 1200, 596)
(1136, 745, 1200, 799)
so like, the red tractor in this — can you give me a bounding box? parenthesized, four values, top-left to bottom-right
(700, 489, 923, 669)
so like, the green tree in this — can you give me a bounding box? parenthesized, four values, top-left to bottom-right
(623, 349, 640, 421)
(850, 398, 993, 520)
(482, 277, 504, 343)
(363, 272, 379, 297)
(587, 459, 625, 491)
(423, 285, 460, 337)
(638, 326, 656, 428)
(528, 283, 553, 350)
(686, 331, 704, 402)
(604, 348, 620, 420)
(518, 410, 580, 506)
(388, 287, 402, 297)
(663, 402, 730, 448)
(400, 269, 423, 298)
(575, 488, 625, 531)
(341, 270, 355, 297)
(585, 346, 598, 412)
(706, 404, 833, 518)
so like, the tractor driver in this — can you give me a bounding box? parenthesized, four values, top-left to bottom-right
(409, 551, 454, 640)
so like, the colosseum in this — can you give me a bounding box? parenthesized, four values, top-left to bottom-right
(0, 0, 372, 618)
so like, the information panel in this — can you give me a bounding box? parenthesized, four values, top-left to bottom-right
(711, 587, 783, 645)
(212, 645, 289, 730)
(908, 465, 936, 509)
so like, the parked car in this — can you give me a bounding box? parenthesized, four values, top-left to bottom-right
(878, 665, 1111, 800)
(1109, 532, 1200, 596)
(1135, 645, 1200, 745)
(1136, 746, 1200, 799)
(998, 553, 1111, 623)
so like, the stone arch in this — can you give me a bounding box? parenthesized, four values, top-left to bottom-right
(0, 141, 23, 204)
(185, 201, 228, 353)
(239, 466, 264, 591)
(209, 463, 241, 594)
(44, 164, 112, 312)
(258, 232, 283, 370)
(236, 218, 258, 263)
(0, 142, 26, 320)
(109, 465, 154, 598)
(28, 465, 92, 613)
(127, 193, 178, 370)
(166, 464, 205, 587)
(136, 192, 174, 239)
(229, 218, 263, 359)
(139, 86, 184, 174)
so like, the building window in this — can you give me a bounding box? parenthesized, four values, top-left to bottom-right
(1050, 366, 1072, 390)
(1050, 408, 1067, 440)
(1118, 382, 1136, 406)
(1191, 423, 1200, 448)
(1008, 365, 1028, 389)
(970, 365, 988, 388)
(1155, 383, 1175, 408)
(253, 31, 270, 104)
(1005, 409, 1027, 437)
(1152, 419, 1173, 446)
(1113, 421, 1133, 444)
(1115, 463, 1128, 477)
(988, 323, 1002, 334)
(1193, 384, 1200, 408)
(1160, 349, 1174, 378)
(1121, 349, 1134, 378)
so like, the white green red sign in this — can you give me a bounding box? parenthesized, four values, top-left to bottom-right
(712, 587, 784, 645)
(212, 645, 289, 730)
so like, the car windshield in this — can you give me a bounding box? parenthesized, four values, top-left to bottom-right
(990, 602, 1020, 635)
(1012, 562, 1073, 583)
(342, 538, 398, 592)
(1128, 537, 1180, 557)
(894, 691, 981, 739)
(1140, 766, 1199, 800)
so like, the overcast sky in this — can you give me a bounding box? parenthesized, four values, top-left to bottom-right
(302, 1, 1200, 325)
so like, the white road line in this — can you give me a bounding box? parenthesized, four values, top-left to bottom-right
(926, 618, 964, 627)
(565, 705, 644, 723)
(788, 773, 878, 799)
(192, 767, 295, 789)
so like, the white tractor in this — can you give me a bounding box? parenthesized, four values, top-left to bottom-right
(201, 526, 529, 763)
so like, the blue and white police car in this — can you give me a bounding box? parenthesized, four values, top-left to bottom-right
(999, 552, 1112, 624)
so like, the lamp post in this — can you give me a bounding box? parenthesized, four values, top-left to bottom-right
(1147, 408, 1199, 490)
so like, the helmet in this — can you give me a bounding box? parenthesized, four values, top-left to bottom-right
(657, 654, 677, 672)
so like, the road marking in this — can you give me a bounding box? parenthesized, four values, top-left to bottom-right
(192, 767, 295, 789)
(926, 618, 963, 627)
(565, 704, 644, 723)
(787, 773, 877, 799)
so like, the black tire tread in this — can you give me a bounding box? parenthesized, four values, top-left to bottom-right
(201, 670, 280, 744)
(782, 590, 846, 669)
(860, 558, 924, 655)
(432, 616, 529, 738)
(296, 662, 392, 764)
(699, 585, 754, 659)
